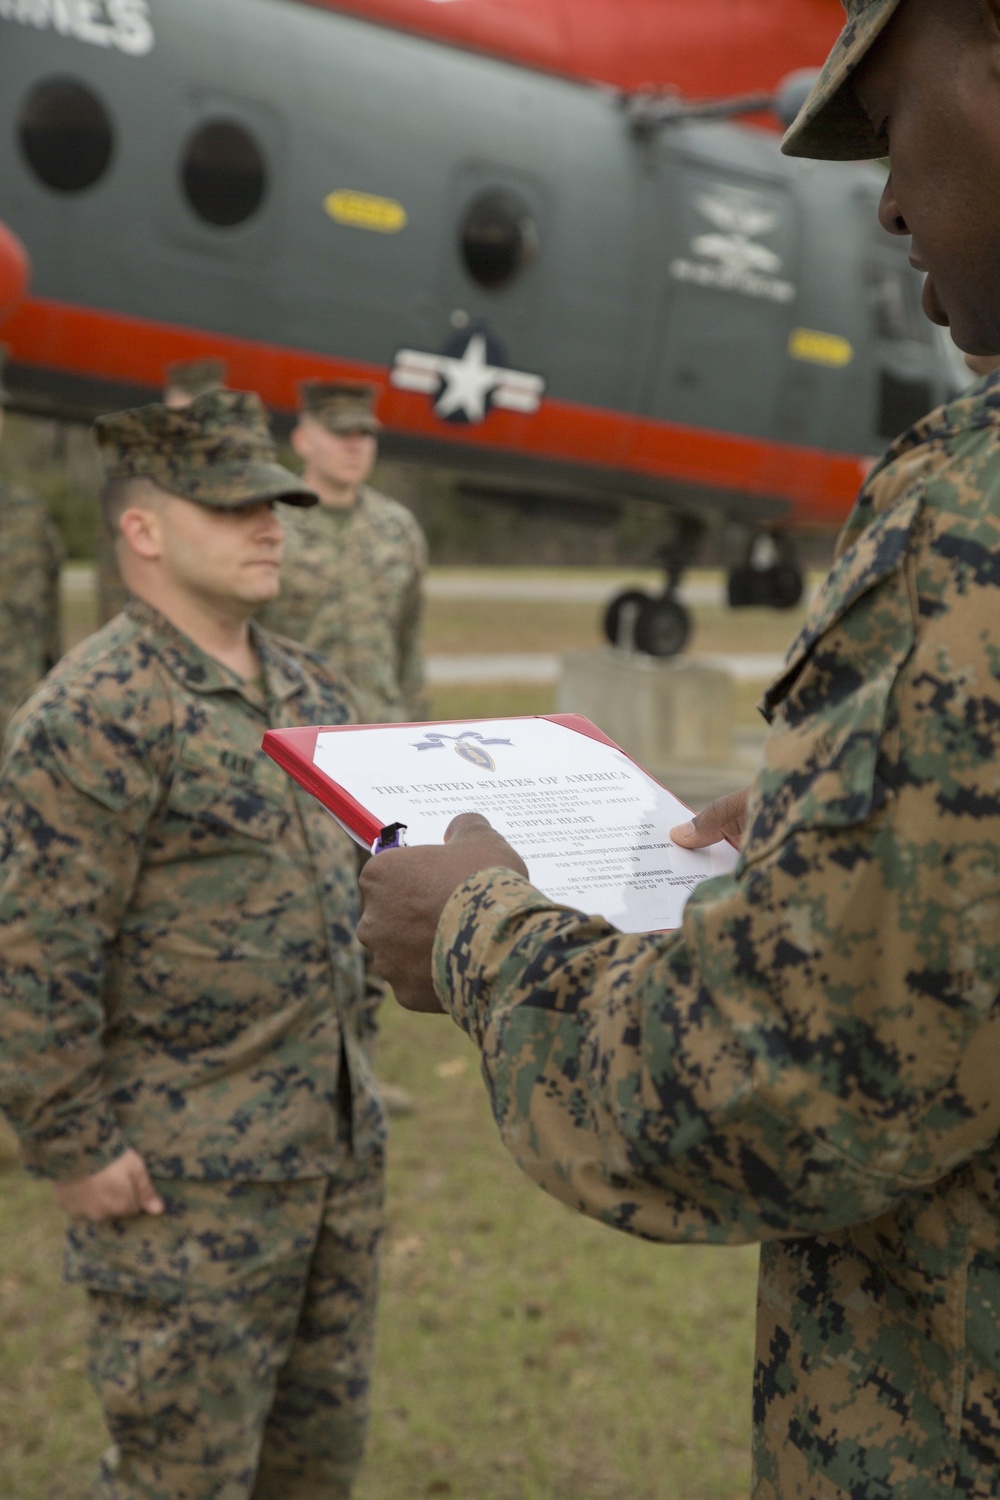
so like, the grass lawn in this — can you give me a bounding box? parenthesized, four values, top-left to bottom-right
(425, 599, 604, 657)
(422, 596, 807, 664)
(0, 998, 758, 1500)
(0, 572, 772, 1498)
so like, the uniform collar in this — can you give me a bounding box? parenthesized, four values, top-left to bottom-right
(313, 485, 367, 521)
(124, 598, 307, 709)
(869, 369, 1000, 480)
(254, 624, 313, 709)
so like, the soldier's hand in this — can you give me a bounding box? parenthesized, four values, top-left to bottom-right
(52, 1148, 165, 1223)
(670, 787, 751, 851)
(358, 813, 528, 1013)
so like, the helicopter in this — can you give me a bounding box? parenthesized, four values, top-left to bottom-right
(0, 0, 960, 655)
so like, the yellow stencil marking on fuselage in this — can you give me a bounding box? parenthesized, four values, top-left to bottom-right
(788, 328, 855, 368)
(324, 191, 408, 234)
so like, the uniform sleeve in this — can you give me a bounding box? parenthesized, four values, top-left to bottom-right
(397, 522, 430, 722)
(0, 705, 159, 1179)
(431, 487, 1000, 1245)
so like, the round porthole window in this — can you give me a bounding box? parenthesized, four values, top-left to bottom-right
(181, 120, 268, 228)
(460, 190, 538, 290)
(19, 77, 115, 193)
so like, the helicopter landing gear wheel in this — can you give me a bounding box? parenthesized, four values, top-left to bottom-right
(767, 562, 804, 610)
(603, 590, 691, 657)
(603, 589, 650, 648)
(727, 532, 804, 610)
(603, 513, 702, 658)
(634, 594, 692, 658)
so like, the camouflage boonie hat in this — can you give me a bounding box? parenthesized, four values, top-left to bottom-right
(163, 357, 228, 400)
(299, 380, 381, 435)
(782, 0, 903, 160)
(95, 390, 317, 509)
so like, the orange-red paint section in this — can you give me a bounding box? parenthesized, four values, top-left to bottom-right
(0, 223, 30, 322)
(1, 296, 864, 526)
(290, 0, 843, 101)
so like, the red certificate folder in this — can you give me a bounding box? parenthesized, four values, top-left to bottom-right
(262, 713, 672, 847)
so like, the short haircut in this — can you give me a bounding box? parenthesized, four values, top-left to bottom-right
(100, 475, 168, 537)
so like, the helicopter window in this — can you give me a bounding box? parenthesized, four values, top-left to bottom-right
(460, 190, 538, 290)
(181, 121, 268, 228)
(18, 78, 114, 193)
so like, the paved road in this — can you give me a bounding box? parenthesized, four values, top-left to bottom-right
(63, 567, 723, 604)
(426, 572, 821, 607)
(66, 565, 819, 610)
(426, 575, 725, 606)
(427, 652, 785, 685)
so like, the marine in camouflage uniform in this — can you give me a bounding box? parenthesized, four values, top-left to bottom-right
(358, 4, 1000, 1494)
(0, 350, 63, 738)
(0, 392, 385, 1500)
(258, 381, 429, 725)
(260, 382, 427, 1112)
(96, 360, 228, 625)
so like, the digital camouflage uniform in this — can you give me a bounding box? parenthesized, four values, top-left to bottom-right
(432, 371, 1000, 1499)
(0, 475, 63, 738)
(258, 382, 429, 725)
(0, 349, 64, 734)
(0, 392, 385, 1500)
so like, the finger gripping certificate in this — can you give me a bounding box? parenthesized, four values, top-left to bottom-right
(265, 715, 738, 934)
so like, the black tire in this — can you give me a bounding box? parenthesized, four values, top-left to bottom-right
(603, 589, 650, 648)
(767, 563, 805, 610)
(727, 565, 757, 608)
(634, 595, 691, 658)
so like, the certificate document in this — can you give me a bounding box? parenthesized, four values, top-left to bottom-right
(300, 716, 739, 934)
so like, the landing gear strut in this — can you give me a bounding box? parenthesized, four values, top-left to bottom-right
(602, 515, 704, 658)
(727, 531, 804, 610)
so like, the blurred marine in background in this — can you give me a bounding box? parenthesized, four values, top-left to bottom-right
(163, 357, 228, 412)
(260, 379, 431, 1116)
(0, 391, 385, 1500)
(259, 380, 429, 726)
(0, 345, 63, 740)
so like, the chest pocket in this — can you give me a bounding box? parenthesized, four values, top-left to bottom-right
(741, 488, 923, 869)
(166, 743, 289, 846)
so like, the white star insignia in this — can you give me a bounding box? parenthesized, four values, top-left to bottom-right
(391, 335, 545, 423)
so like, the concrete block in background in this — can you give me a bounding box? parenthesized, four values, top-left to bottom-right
(558, 649, 736, 769)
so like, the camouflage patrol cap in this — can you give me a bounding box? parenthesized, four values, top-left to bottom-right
(299, 380, 381, 435)
(163, 357, 228, 400)
(782, 0, 903, 160)
(95, 390, 317, 509)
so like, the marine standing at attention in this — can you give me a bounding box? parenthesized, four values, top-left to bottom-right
(0, 391, 385, 1500)
(0, 345, 63, 739)
(358, 2, 1000, 1495)
(96, 358, 228, 624)
(259, 379, 429, 725)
